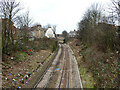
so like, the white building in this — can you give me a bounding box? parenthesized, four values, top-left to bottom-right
(45, 28, 55, 38)
(69, 30, 77, 37)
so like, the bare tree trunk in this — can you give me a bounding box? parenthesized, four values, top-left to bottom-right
(0, 0, 21, 53)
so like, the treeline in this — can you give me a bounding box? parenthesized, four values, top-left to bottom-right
(77, 1, 120, 52)
(0, 0, 32, 54)
(0, 0, 58, 57)
(77, 1, 120, 88)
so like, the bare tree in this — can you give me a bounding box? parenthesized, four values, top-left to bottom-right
(89, 3, 102, 27)
(109, 0, 120, 49)
(16, 10, 32, 43)
(16, 11, 32, 29)
(0, 0, 21, 53)
(103, 13, 116, 25)
(0, 0, 21, 46)
(0, 0, 8, 19)
(109, 0, 120, 25)
(78, 3, 103, 44)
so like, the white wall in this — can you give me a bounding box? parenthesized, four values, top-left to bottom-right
(45, 28, 55, 38)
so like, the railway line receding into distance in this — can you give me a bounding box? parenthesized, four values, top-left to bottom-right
(33, 44, 83, 89)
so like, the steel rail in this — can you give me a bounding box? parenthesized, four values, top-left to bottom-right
(58, 44, 70, 89)
(32, 44, 61, 90)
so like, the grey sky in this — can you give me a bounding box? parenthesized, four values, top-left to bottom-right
(18, 0, 111, 34)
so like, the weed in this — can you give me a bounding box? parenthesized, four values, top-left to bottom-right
(15, 51, 28, 61)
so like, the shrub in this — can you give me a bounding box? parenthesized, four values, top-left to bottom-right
(52, 41, 58, 52)
(15, 51, 28, 61)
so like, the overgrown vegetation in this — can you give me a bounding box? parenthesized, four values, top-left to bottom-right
(0, 0, 58, 61)
(78, 3, 119, 52)
(3, 38, 58, 62)
(15, 52, 28, 61)
(76, 2, 120, 88)
(70, 39, 119, 88)
(0, 0, 21, 54)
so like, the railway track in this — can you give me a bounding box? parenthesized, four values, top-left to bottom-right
(32, 44, 83, 89)
(57, 44, 83, 89)
(58, 44, 71, 88)
(32, 44, 62, 89)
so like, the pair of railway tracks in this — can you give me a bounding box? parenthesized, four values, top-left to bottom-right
(58, 44, 70, 88)
(32, 44, 63, 89)
(33, 44, 82, 89)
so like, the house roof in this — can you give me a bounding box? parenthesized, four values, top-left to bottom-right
(29, 24, 46, 31)
(69, 31, 76, 34)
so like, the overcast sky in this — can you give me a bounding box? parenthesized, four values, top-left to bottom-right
(18, 0, 111, 34)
